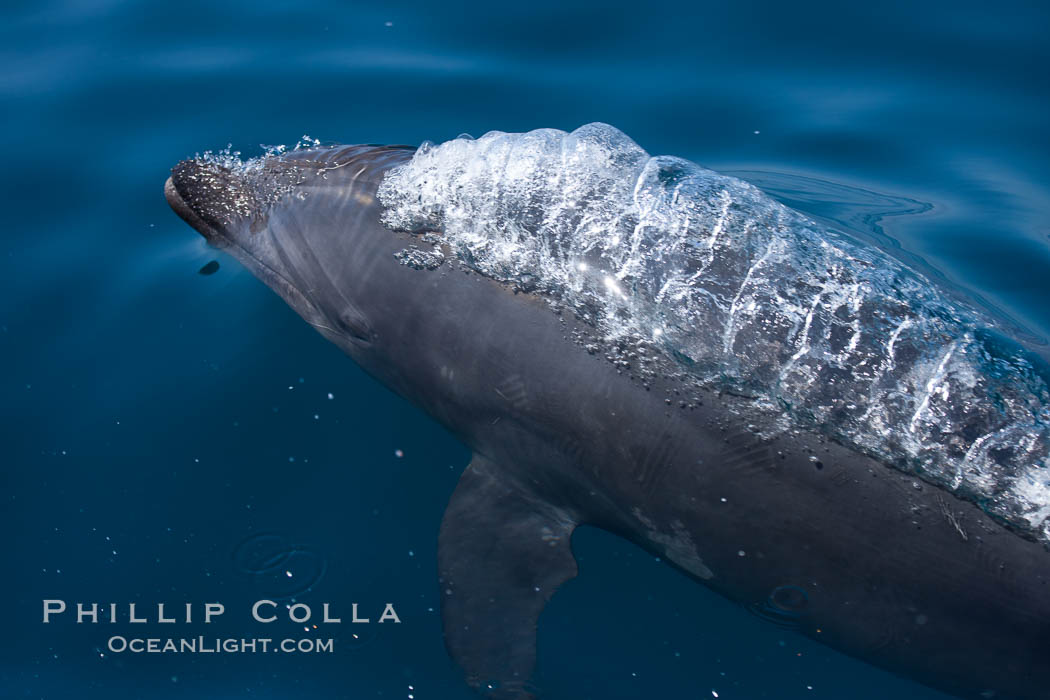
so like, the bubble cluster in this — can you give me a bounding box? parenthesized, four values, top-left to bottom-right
(377, 123, 1050, 543)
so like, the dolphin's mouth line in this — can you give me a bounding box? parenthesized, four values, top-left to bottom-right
(164, 176, 327, 331)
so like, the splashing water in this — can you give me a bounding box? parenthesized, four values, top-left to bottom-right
(181, 136, 327, 226)
(377, 123, 1050, 543)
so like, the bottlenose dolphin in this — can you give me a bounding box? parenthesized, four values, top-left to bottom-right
(165, 125, 1050, 700)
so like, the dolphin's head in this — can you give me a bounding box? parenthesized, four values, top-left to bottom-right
(165, 144, 420, 370)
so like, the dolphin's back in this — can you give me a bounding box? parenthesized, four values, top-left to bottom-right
(376, 123, 1050, 545)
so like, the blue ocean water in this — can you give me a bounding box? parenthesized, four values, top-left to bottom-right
(2, 1, 1048, 698)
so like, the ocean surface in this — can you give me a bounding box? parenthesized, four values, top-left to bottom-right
(2, 1, 1049, 699)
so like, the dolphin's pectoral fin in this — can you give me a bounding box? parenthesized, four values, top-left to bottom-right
(438, 455, 579, 700)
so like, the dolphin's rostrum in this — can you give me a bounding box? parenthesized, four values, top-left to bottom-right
(166, 124, 1050, 700)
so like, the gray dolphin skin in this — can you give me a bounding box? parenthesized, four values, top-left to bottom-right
(165, 125, 1050, 700)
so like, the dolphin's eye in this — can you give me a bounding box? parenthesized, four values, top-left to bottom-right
(337, 305, 373, 344)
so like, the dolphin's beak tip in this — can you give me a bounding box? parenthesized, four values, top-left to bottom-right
(165, 159, 238, 242)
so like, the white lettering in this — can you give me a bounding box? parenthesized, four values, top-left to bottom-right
(77, 603, 98, 623)
(42, 599, 65, 623)
(379, 604, 401, 623)
(288, 603, 311, 623)
(322, 603, 340, 623)
(204, 603, 224, 623)
(252, 600, 277, 623)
